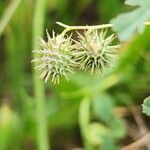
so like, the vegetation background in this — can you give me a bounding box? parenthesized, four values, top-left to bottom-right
(0, 0, 150, 150)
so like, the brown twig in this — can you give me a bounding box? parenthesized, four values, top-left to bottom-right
(126, 125, 141, 141)
(121, 133, 150, 150)
(129, 106, 148, 136)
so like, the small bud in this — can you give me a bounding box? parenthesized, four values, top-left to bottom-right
(73, 30, 119, 74)
(32, 31, 76, 84)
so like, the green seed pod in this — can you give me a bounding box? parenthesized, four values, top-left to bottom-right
(32, 31, 76, 84)
(73, 30, 119, 74)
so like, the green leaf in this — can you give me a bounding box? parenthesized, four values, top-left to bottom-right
(93, 94, 114, 123)
(110, 117, 126, 139)
(125, 0, 150, 6)
(87, 123, 108, 146)
(111, 0, 150, 41)
(101, 137, 119, 150)
(142, 96, 150, 116)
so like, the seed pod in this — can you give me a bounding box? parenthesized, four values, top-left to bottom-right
(73, 30, 119, 74)
(32, 31, 76, 84)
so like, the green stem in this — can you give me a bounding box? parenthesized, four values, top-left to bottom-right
(32, 0, 49, 150)
(0, 0, 21, 36)
(79, 98, 94, 150)
(56, 21, 150, 35)
(56, 21, 113, 35)
(56, 21, 113, 30)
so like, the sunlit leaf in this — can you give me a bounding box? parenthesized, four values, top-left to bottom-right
(87, 123, 108, 145)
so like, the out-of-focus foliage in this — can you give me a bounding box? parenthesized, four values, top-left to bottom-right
(0, 0, 150, 150)
(0, 104, 21, 150)
(111, 0, 150, 41)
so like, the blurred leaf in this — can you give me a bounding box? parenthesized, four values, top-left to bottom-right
(0, 104, 22, 150)
(142, 96, 150, 116)
(101, 137, 119, 150)
(110, 117, 126, 139)
(115, 33, 144, 75)
(48, 98, 80, 129)
(93, 94, 114, 123)
(87, 123, 108, 146)
(111, 0, 150, 41)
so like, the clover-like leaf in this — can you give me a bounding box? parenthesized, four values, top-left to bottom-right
(111, 0, 150, 41)
(142, 96, 150, 116)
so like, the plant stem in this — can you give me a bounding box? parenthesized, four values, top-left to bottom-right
(32, 0, 49, 150)
(0, 0, 21, 36)
(56, 21, 113, 30)
(56, 21, 113, 35)
(56, 21, 150, 35)
(79, 98, 94, 150)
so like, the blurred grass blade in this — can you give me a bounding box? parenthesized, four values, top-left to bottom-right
(0, 0, 21, 36)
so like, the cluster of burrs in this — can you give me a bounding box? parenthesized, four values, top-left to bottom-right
(32, 22, 120, 84)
